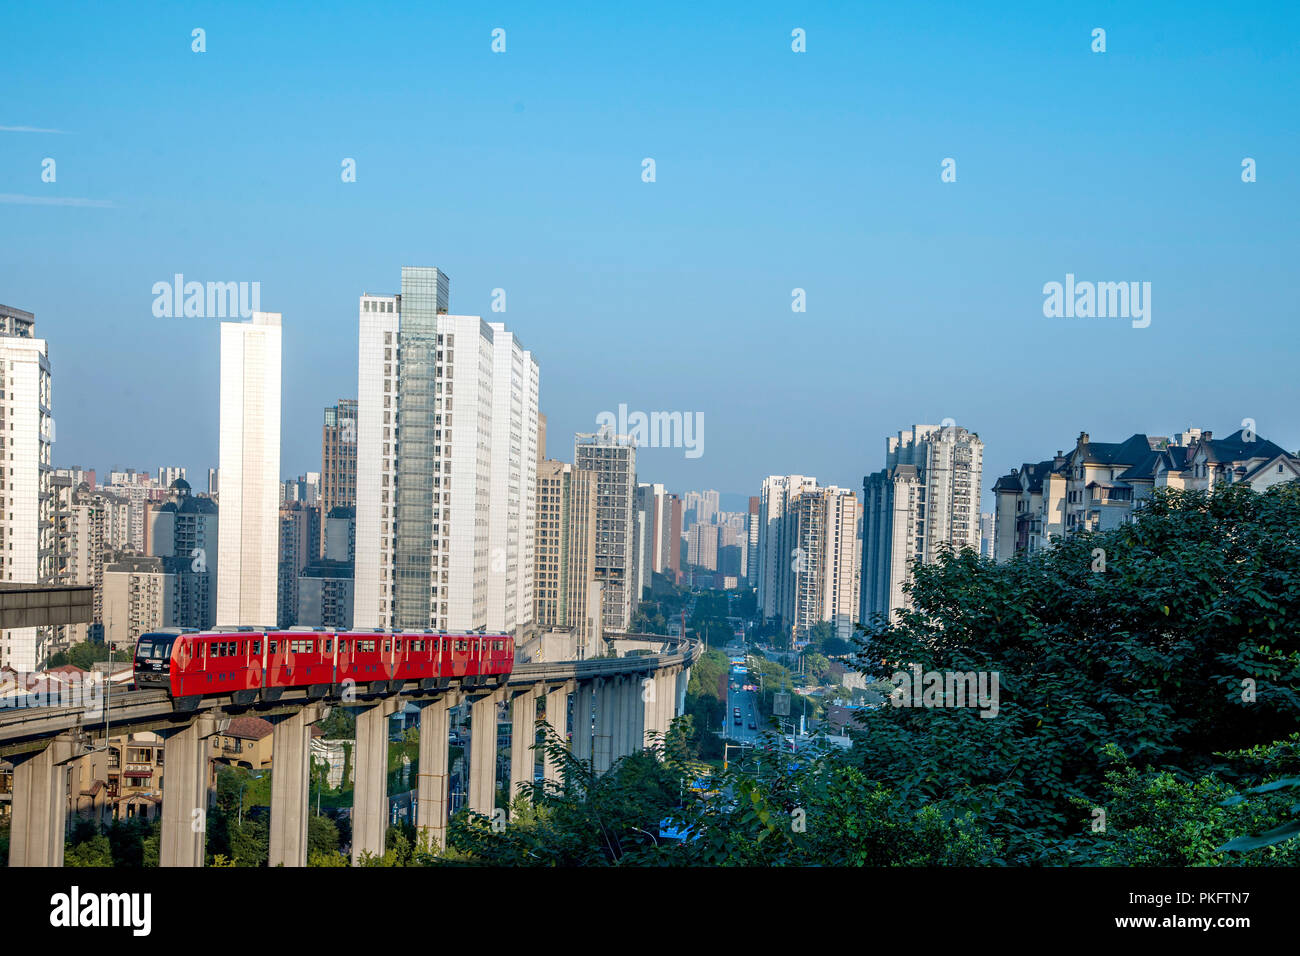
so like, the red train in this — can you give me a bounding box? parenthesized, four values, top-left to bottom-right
(133, 627, 515, 710)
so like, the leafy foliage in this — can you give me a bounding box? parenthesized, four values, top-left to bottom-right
(849, 483, 1300, 863)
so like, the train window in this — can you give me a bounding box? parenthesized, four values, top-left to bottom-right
(395, 639, 402, 651)
(239, 642, 247, 655)
(357, 640, 376, 653)
(252, 640, 261, 655)
(455, 640, 468, 651)
(384, 641, 391, 653)
(136, 639, 152, 658)
(291, 640, 313, 654)
(324, 639, 333, 653)
(269, 641, 278, 654)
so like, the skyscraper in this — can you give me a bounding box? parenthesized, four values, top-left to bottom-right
(277, 501, 320, 627)
(0, 305, 54, 671)
(321, 399, 358, 553)
(756, 475, 818, 624)
(790, 486, 861, 641)
(353, 268, 538, 633)
(860, 423, 983, 623)
(216, 311, 282, 627)
(534, 459, 600, 656)
(665, 493, 683, 585)
(633, 482, 667, 598)
(150, 477, 219, 630)
(687, 522, 720, 571)
(574, 428, 637, 635)
(746, 495, 760, 588)
(487, 323, 540, 633)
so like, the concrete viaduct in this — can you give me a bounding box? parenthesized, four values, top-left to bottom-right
(1, 637, 700, 867)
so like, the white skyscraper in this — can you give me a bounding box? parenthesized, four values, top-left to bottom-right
(0, 305, 54, 671)
(354, 268, 539, 634)
(861, 423, 983, 623)
(488, 323, 540, 633)
(216, 311, 282, 627)
(756, 475, 818, 623)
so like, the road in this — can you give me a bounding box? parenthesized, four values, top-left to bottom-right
(722, 643, 762, 743)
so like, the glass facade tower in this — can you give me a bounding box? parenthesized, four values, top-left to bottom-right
(392, 267, 449, 628)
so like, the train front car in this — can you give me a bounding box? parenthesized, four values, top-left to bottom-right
(132, 628, 194, 694)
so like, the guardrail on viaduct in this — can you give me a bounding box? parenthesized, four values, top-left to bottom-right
(1, 637, 701, 868)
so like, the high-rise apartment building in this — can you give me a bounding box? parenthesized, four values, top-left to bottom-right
(277, 501, 320, 627)
(756, 475, 818, 623)
(487, 323, 540, 633)
(574, 428, 637, 635)
(150, 478, 219, 630)
(790, 486, 861, 641)
(860, 424, 983, 623)
(298, 506, 355, 630)
(216, 311, 282, 627)
(321, 400, 358, 527)
(102, 554, 173, 649)
(534, 459, 601, 656)
(683, 489, 720, 528)
(687, 521, 720, 571)
(49, 475, 91, 654)
(633, 482, 669, 598)
(0, 305, 54, 671)
(665, 493, 683, 585)
(354, 267, 538, 634)
(746, 495, 760, 587)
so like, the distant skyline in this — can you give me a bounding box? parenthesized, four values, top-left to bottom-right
(3, 2, 1297, 512)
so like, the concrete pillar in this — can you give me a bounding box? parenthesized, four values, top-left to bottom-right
(593, 678, 613, 773)
(7, 734, 83, 867)
(508, 686, 538, 805)
(642, 672, 659, 750)
(678, 666, 690, 718)
(612, 676, 628, 759)
(661, 667, 678, 736)
(468, 689, 504, 817)
(543, 681, 574, 785)
(572, 681, 595, 765)
(268, 702, 330, 868)
(416, 692, 455, 851)
(630, 675, 647, 754)
(160, 715, 226, 867)
(352, 697, 401, 865)
(609, 676, 627, 761)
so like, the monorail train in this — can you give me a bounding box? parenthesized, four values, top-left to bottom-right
(133, 627, 515, 710)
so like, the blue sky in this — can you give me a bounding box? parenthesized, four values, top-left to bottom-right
(2, 1, 1297, 510)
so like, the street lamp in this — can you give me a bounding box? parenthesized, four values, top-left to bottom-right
(237, 770, 264, 826)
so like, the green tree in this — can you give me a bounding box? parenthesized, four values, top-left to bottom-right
(849, 483, 1300, 863)
(307, 813, 340, 858)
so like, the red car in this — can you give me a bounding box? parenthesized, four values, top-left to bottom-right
(134, 627, 514, 710)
